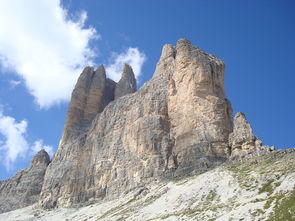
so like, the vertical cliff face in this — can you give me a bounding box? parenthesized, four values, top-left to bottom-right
(39, 39, 234, 209)
(0, 150, 50, 213)
(167, 39, 232, 175)
(60, 65, 116, 146)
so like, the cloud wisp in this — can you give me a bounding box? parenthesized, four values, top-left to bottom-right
(0, 0, 98, 108)
(0, 111, 53, 170)
(106, 48, 146, 82)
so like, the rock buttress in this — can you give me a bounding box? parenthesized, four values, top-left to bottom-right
(167, 39, 233, 176)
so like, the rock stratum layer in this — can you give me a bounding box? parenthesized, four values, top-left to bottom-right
(0, 39, 278, 214)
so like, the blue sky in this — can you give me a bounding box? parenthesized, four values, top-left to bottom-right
(0, 0, 294, 180)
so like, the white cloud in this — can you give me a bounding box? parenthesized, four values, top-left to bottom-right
(31, 140, 54, 158)
(106, 48, 146, 82)
(0, 0, 98, 108)
(0, 110, 53, 170)
(0, 111, 29, 170)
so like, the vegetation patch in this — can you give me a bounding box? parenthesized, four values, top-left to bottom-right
(251, 209, 264, 217)
(267, 189, 295, 221)
(258, 179, 275, 195)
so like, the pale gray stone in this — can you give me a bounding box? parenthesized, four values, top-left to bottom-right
(39, 39, 234, 209)
(229, 112, 274, 160)
(115, 64, 137, 99)
(0, 150, 50, 213)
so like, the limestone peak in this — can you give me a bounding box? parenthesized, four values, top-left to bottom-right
(229, 112, 275, 159)
(94, 64, 106, 78)
(176, 38, 191, 47)
(30, 149, 50, 168)
(160, 44, 176, 60)
(114, 64, 137, 99)
(122, 63, 133, 77)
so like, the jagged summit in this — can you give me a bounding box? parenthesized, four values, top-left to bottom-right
(30, 149, 50, 167)
(122, 63, 134, 78)
(115, 64, 137, 99)
(60, 63, 136, 145)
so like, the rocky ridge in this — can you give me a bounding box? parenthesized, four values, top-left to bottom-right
(0, 39, 284, 215)
(0, 150, 50, 213)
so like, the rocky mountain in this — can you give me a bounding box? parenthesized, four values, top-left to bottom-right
(0, 150, 50, 213)
(0, 39, 293, 220)
(40, 38, 236, 209)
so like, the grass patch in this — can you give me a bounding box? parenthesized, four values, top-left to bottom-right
(204, 190, 218, 204)
(259, 179, 274, 195)
(267, 190, 295, 221)
(251, 209, 264, 217)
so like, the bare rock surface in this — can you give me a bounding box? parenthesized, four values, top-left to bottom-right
(0, 150, 50, 213)
(167, 39, 232, 176)
(60, 65, 116, 146)
(114, 64, 137, 99)
(229, 112, 274, 160)
(39, 39, 234, 209)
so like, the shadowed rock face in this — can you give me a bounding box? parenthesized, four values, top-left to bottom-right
(60, 64, 137, 146)
(39, 39, 234, 209)
(115, 64, 137, 99)
(0, 150, 50, 213)
(60, 65, 116, 146)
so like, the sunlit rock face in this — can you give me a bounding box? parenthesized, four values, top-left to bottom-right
(39, 39, 234, 209)
(0, 150, 50, 213)
(167, 39, 233, 176)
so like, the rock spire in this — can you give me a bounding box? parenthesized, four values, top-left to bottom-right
(229, 112, 274, 159)
(115, 64, 137, 99)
